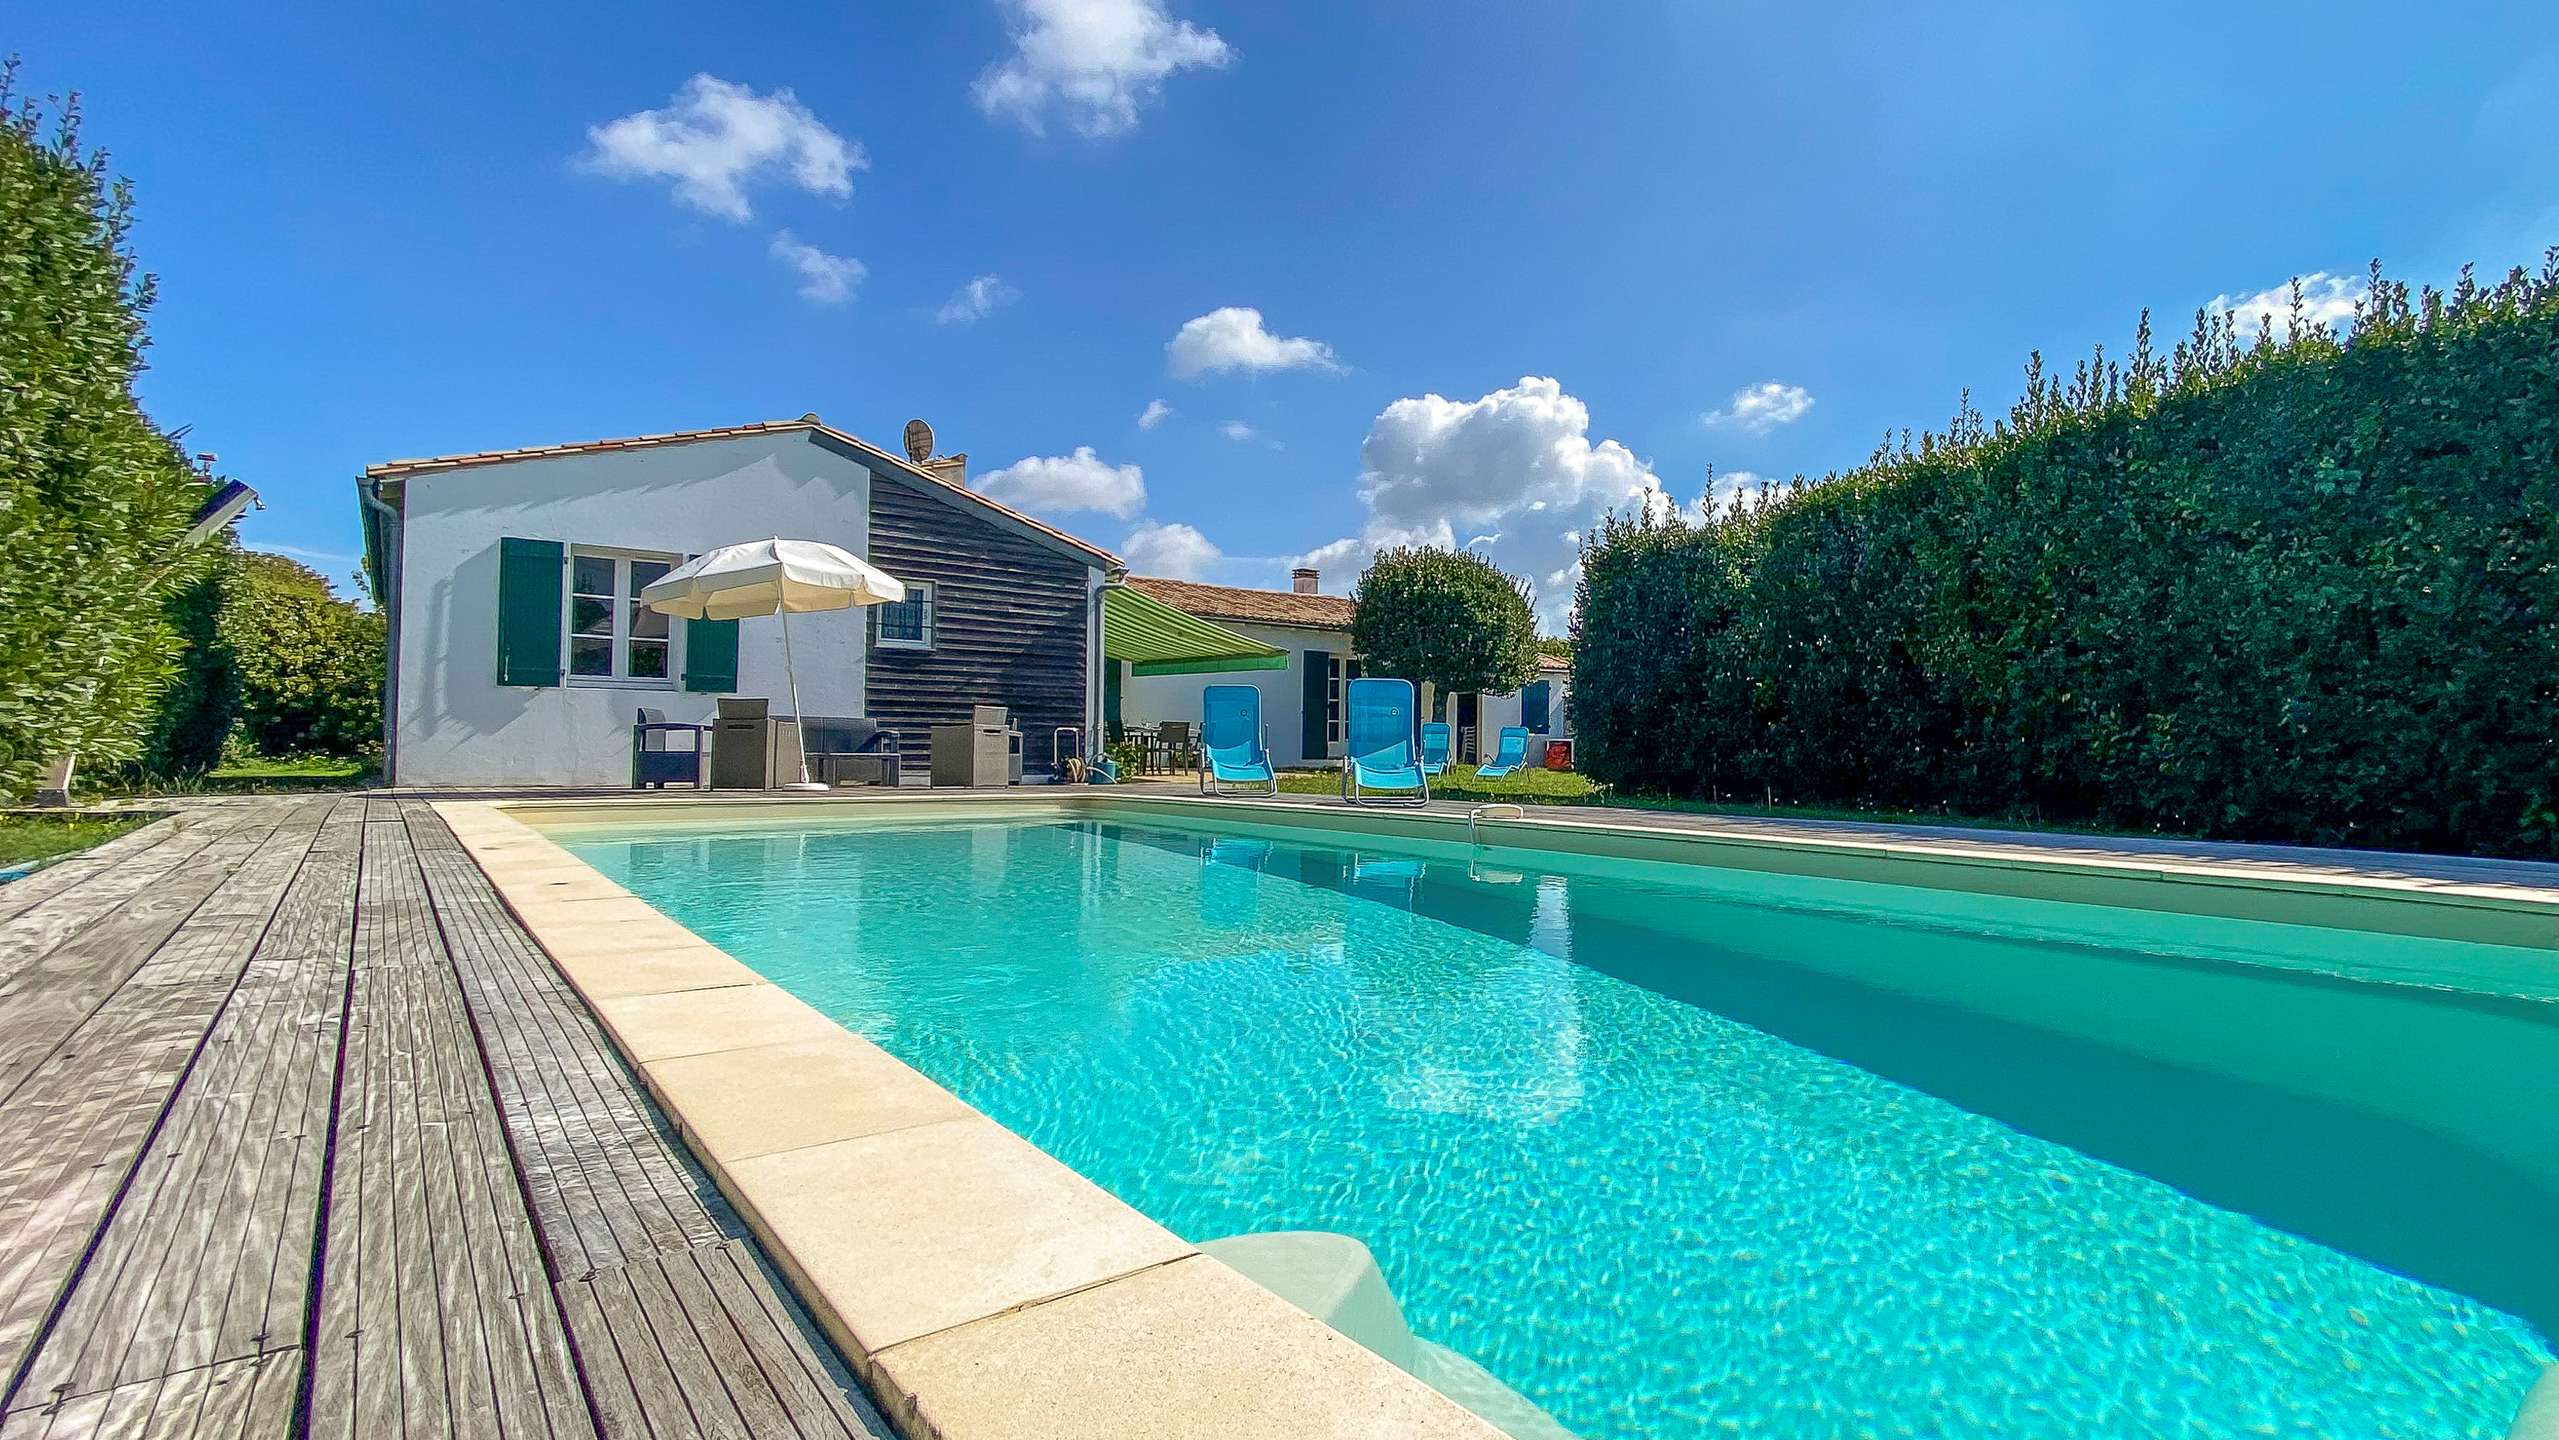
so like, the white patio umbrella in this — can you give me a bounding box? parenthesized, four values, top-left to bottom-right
(640, 538, 905, 790)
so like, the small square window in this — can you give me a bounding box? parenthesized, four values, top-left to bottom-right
(876, 582, 936, 650)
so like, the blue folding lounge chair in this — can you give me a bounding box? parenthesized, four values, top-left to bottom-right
(1474, 725, 1531, 780)
(1199, 684, 1278, 796)
(1341, 677, 1430, 807)
(1420, 722, 1452, 776)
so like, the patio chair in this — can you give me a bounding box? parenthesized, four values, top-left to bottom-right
(1157, 719, 1198, 772)
(1200, 685, 1278, 796)
(1420, 722, 1452, 776)
(1340, 677, 1430, 807)
(1474, 726, 1532, 780)
(632, 708, 707, 789)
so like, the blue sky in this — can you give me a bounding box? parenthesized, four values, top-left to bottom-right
(19, 1, 2557, 626)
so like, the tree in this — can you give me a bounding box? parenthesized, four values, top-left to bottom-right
(0, 69, 222, 795)
(1350, 547, 1538, 698)
(217, 554, 384, 759)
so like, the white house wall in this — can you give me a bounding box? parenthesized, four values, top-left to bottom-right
(1119, 621, 1354, 769)
(390, 434, 872, 786)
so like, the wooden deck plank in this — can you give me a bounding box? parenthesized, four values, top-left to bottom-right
(410, 845, 725, 1276)
(0, 1350, 298, 1439)
(399, 807, 888, 1440)
(0, 813, 189, 929)
(308, 810, 596, 1440)
(0, 812, 285, 1104)
(0, 804, 331, 1398)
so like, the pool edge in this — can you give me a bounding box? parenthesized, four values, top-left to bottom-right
(432, 798, 1511, 1440)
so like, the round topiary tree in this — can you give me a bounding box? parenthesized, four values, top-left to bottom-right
(1350, 546, 1539, 700)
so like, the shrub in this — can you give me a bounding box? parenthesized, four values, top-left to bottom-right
(0, 73, 223, 795)
(1574, 260, 2559, 856)
(216, 553, 384, 761)
(1351, 547, 1539, 699)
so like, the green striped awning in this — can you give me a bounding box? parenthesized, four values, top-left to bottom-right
(1103, 584, 1288, 676)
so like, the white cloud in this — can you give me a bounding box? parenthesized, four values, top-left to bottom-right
(1684, 469, 1768, 522)
(1136, 399, 1173, 430)
(583, 75, 864, 221)
(974, 0, 1232, 138)
(1120, 519, 1223, 578)
(2209, 271, 2367, 341)
(769, 231, 865, 303)
(1166, 307, 1340, 381)
(936, 273, 1020, 324)
(1702, 381, 1814, 433)
(1218, 420, 1259, 442)
(1297, 377, 1669, 630)
(975, 445, 1147, 519)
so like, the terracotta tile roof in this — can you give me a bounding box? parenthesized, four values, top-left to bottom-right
(362, 418, 1121, 569)
(1126, 575, 1357, 631)
(1537, 652, 1571, 673)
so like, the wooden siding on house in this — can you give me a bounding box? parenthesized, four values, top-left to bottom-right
(864, 471, 1094, 771)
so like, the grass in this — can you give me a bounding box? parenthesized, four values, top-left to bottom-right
(0, 814, 148, 868)
(1278, 765, 1605, 804)
(205, 755, 371, 785)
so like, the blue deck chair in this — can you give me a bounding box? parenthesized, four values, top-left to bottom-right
(1420, 722, 1452, 776)
(1474, 725, 1531, 780)
(1341, 677, 1430, 807)
(1199, 685, 1279, 796)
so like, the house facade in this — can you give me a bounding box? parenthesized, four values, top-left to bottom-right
(358, 418, 1119, 787)
(1118, 571, 1573, 768)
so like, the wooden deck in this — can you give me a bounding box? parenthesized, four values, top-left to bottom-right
(0, 798, 892, 1439)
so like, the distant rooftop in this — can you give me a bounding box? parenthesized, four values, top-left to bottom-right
(1127, 575, 1357, 631)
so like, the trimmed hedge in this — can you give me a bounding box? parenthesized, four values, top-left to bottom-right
(0, 77, 223, 795)
(1574, 259, 2559, 856)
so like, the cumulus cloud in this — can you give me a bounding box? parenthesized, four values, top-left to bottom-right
(1218, 420, 1260, 442)
(1297, 377, 1669, 629)
(936, 274, 1020, 324)
(974, 0, 1232, 138)
(1167, 307, 1340, 380)
(769, 231, 865, 303)
(584, 75, 863, 221)
(975, 446, 1147, 519)
(1120, 520, 1223, 578)
(1136, 399, 1173, 430)
(2209, 271, 2367, 341)
(1702, 381, 1814, 433)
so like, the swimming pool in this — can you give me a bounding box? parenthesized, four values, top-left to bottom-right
(556, 807, 2557, 1440)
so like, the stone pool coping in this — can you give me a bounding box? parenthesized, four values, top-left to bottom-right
(435, 799, 1508, 1440)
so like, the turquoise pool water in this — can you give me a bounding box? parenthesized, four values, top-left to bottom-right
(560, 812, 2558, 1439)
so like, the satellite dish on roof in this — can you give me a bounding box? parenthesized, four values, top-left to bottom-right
(903, 418, 934, 463)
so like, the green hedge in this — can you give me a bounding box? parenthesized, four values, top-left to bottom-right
(1574, 259, 2559, 856)
(0, 78, 223, 795)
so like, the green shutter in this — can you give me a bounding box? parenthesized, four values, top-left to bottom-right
(682, 617, 740, 692)
(1523, 680, 1551, 732)
(495, 538, 564, 687)
(1300, 651, 1327, 759)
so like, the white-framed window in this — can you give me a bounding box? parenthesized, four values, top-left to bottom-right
(567, 547, 678, 684)
(875, 581, 936, 651)
(1324, 654, 1363, 749)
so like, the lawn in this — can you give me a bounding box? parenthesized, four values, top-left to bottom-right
(1277, 765, 1604, 804)
(0, 814, 148, 868)
(205, 755, 372, 789)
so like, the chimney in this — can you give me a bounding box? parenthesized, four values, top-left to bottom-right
(1290, 567, 1319, 595)
(925, 452, 967, 487)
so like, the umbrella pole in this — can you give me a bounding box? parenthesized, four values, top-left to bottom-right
(776, 603, 816, 787)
